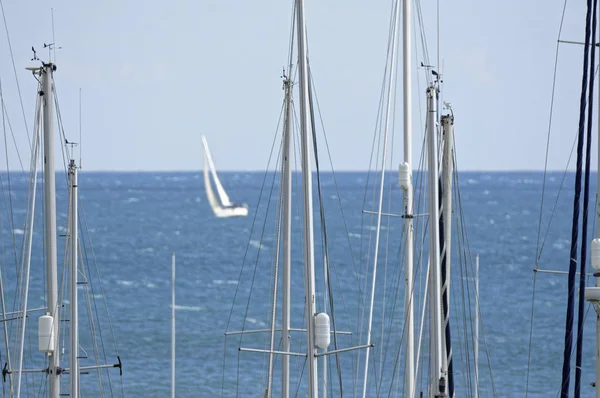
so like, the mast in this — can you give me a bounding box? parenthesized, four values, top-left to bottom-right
(171, 253, 176, 398)
(426, 84, 444, 397)
(16, 111, 40, 398)
(281, 73, 293, 398)
(42, 61, 60, 398)
(69, 159, 79, 398)
(440, 113, 454, 397)
(474, 254, 479, 398)
(295, 0, 318, 395)
(401, 0, 415, 394)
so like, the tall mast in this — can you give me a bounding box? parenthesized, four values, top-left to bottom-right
(401, 0, 415, 394)
(440, 113, 454, 397)
(16, 106, 40, 398)
(426, 84, 444, 397)
(42, 61, 60, 398)
(281, 73, 293, 398)
(171, 253, 176, 398)
(474, 254, 479, 398)
(295, 0, 318, 395)
(68, 159, 79, 398)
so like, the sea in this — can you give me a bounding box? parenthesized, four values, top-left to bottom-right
(0, 170, 597, 397)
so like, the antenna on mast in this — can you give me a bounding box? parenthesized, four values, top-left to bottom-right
(79, 88, 82, 168)
(64, 138, 78, 162)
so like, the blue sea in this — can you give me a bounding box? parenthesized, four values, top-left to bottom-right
(0, 170, 597, 397)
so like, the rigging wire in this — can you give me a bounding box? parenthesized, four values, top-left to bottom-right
(526, 0, 570, 389)
(221, 101, 285, 397)
(0, 0, 31, 148)
(355, 0, 399, 392)
(307, 66, 344, 394)
(453, 146, 498, 397)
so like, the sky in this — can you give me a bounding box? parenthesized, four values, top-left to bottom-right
(0, 0, 592, 171)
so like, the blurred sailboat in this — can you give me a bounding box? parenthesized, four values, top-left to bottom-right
(201, 135, 248, 218)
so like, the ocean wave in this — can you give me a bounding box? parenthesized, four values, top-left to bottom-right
(173, 305, 203, 311)
(249, 240, 266, 250)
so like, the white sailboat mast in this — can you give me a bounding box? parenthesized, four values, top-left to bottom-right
(171, 253, 176, 398)
(295, 0, 318, 395)
(281, 74, 293, 398)
(16, 118, 41, 398)
(42, 62, 60, 398)
(69, 159, 79, 398)
(401, 0, 415, 394)
(426, 84, 443, 397)
(474, 254, 479, 398)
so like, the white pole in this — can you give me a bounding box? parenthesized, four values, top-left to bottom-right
(402, 0, 415, 394)
(16, 123, 40, 398)
(69, 160, 79, 398)
(295, 0, 318, 395)
(361, 1, 402, 396)
(426, 84, 443, 397)
(323, 253, 328, 398)
(42, 62, 60, 398)
(474, 254, 479, 398)
(281, 75, 293, 398)
(413, 260, 430, 398)
(171, 253, 176, 398)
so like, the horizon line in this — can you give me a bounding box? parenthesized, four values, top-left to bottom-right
(0, 168, 593, 173)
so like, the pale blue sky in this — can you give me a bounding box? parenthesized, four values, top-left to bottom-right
(0, 0, 592, 171)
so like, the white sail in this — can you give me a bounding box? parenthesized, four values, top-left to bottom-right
(201, 135, 248, 218)
(203, 155, 223, 215)
(202, 136, 232, 207)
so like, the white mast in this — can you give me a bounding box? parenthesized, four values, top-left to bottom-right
(42, 62, 60, 398)
(474, 253, 479, 398)
(295, 0, 318, 396)
(401, 0, 415, 394)
(69, 159, 79, 398)
(426, 84, 444, 397)
(171, 253, 176, 398)
(281, 74, 293, 398)
(16, 114, 40, 398)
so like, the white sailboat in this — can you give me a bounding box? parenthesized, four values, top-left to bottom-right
(201, 135, 248, 218)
